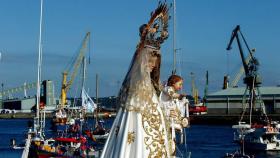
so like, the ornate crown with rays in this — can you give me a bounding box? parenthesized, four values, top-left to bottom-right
(138, 2, 170, 49)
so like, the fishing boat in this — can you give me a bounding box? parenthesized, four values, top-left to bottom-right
(89, 74, 110, 142)
(20, 1, 102, 157)
(189, 72, 207, 115)
(27, 71, 101, 158)
(188, 101, 207, 115)
(28, 136, 102, 158)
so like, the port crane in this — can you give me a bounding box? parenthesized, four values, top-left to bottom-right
(229, 51, 255, 88)
(226, 25, 266, 123)
(0, 82, 37, 107)
(60, 32, 90, 106)
(0, 82, 37, 98)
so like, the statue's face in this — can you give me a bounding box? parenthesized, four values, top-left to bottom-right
(148, 56, 157, 72)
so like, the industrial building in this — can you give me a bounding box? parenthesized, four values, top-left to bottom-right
(206, 86, 280, 114)
(0, 80, 57, 111)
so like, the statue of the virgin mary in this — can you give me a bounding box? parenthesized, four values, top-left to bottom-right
(101, 3, 171, 158)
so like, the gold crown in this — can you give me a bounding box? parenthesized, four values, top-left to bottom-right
(139, 2, 170, 49)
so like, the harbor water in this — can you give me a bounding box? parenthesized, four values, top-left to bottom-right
(0, 118, 280, 158)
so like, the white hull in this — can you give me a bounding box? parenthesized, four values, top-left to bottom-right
(93, 132, 109, 140)
(233, 122, 280, 151)
(244, 141, 280, 151)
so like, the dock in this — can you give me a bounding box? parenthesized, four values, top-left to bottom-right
(0, 112, 117, 119)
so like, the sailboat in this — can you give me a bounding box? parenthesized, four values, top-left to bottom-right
(89, 74, 110, 142)
(21, 0, 45, 157)
(78, 60, 109, 142)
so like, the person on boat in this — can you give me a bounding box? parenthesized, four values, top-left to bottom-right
(92, 120, 106, 135)
(160, 74, 189, 150)
(54, 108, 67, 125)
(100, 3, 171, 158)
(69, 123, 80, 133)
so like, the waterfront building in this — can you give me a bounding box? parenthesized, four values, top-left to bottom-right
(206, 86, 280, 114)
(1, 80, 56, 111)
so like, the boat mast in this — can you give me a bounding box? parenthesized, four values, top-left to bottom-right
(80, 57, 86, 132)
(172, 0, 176, 75)
(95, 74, 99, 128)
(35, 0, 44, 136)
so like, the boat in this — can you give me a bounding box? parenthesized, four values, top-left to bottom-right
(224, 152, 251, 158)
(89, 74, 110, 142)
(189, 72, 207, 115)
(233, 121, 280, 151)
(224, 123, 254, 158)
(227, 25, 280, 151)
(30, 81, 99, 156)
(10, 138, 25, 150)
(20, 2, 101, 157)
(21, 1, 45, 157)
(28, 136, 101, 158)
(188, 101, 207, 115)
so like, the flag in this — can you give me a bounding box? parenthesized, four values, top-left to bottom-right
(82, 88, 97, 112)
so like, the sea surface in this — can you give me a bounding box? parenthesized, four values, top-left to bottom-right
(0, 118, 280, 158)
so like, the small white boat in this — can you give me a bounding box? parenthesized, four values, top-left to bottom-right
(233, 121, 280, 151)
(224, 151, 251, 158)
(91, 120, 110, 142)
(10, 138, 25, 150)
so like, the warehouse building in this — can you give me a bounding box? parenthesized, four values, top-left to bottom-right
(206, 86, 280, 114)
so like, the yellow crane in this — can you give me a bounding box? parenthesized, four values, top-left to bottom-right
(61, 32, 90, 106)
(190, 72, 199, 104)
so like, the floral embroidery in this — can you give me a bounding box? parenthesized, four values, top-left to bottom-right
(127, 132, 136, 144)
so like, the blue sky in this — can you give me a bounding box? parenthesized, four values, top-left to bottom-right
(0, 0, 280, 98)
